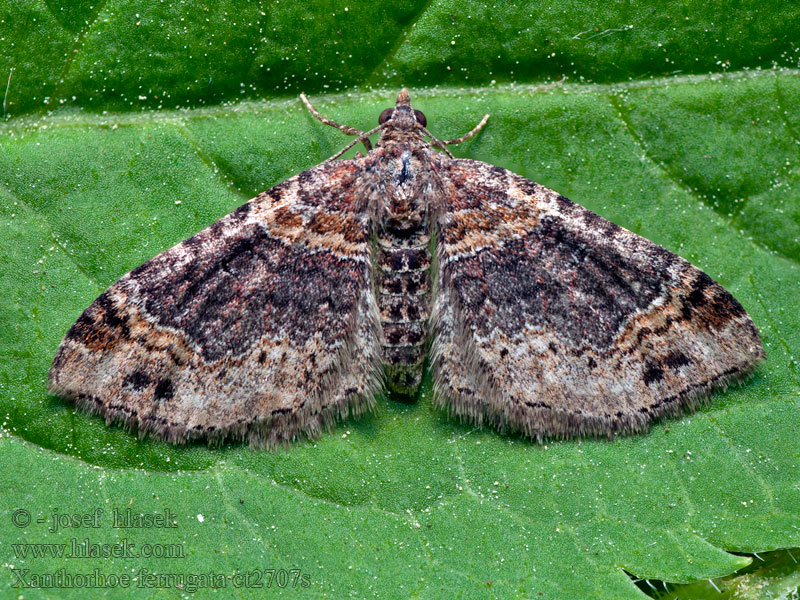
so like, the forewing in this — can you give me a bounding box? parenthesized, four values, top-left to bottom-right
(432, 159, 765, 439)
(49, 161, 383, 448)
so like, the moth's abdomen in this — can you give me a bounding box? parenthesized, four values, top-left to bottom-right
(376, 229, 432, 396)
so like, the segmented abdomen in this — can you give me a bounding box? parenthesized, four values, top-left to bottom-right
(375, 227, 432, 395)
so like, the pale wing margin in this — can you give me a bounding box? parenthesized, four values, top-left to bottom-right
(431, 158, 765, 440)
(49, 161, 384, 448)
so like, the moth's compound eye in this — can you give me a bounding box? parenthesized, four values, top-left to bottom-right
(379, 108, 394, 124)
(413, 110, 427, 127)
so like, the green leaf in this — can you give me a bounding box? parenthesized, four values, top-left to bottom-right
(2, 0, 799, 114)
(2, 2, 800, 598)
(647, 550, 800, 599)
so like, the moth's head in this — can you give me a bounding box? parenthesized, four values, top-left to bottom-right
(378, 88, 427, 132)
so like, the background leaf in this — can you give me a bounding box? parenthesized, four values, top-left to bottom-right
(2, 0, 800, 115)
(648, 549, 800, 599)
(1, 1, 799, 598)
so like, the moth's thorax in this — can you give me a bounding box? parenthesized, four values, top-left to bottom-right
(372, 143, 434, 395)
(377, 127, 427, 149)
(378, 144, 431, 224)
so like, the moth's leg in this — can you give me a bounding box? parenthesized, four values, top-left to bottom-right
(325, 125, 384, 162)
(442, 114, 490, 146)
(300, 93, 373, 152)
(419, 126, 455, 158)
(422, 114, 489, 158)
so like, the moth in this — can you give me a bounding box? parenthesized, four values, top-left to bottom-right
(49, 89, 765, 448)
